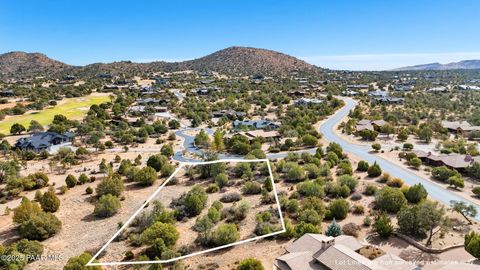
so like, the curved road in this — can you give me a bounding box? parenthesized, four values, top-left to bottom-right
(320, 97, 480, 219)
(172, 97, 480, 218)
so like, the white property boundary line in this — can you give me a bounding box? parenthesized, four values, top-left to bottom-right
(86, 158, 286, 266)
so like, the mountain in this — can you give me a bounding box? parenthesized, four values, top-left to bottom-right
(393, 60, 480, 71)
(172, 46, 319, 76)
(0, 47, 320, 78)
(0, 51, 71, 76)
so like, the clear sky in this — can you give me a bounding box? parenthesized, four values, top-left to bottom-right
(1, 0, 479, 70)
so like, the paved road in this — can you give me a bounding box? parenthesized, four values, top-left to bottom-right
(320, 97, 480, 219)
(171, 97, 480, 218)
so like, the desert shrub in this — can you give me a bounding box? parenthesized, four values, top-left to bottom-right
(94, 194, 121, 217)
(327, 199, 349, 220)
(11, 240, 42, 263)
(206, 184, 220, 193)
(352, 204, 365, 214)
(285, 199, 300, 214)
(140, 221, 179, 246)
(64, 252, 102, 270)
(234, 163, 253, 179)
(242, 181, 262, 195)
(193, 216, 214, 232)
(210, 223, 240, 246)
(172, 185, 207, 218)
(220, 192, 242, 203)
(294, 221, 320, 237)
(22, 172, 49, 190)
(473, 186, 480, 198)
(405, 183, 427, 204)
(342, 222, 360, 237)
(285, 164, 306, 182)
(222, 200, 251, 222)
(39, 188, 60, 212)
(236, 258, 265, 270)
(350, 193, 362, 201)
(146, 154, 169, 172)
(96, 175, 124, 197)
(78, 173, 89, 185)
(13, 198, 42, 224)
(379, 173, 391, 183)
(431, 166, 460, 182)
(296, 180, 325, 197)
(133, 166, 158, 186)
(65, 174, 77, 188)
(375, 186, 407, 213)
(160, 163, 175, 177)
(338, 175, 358, 192)
(363, 216, 372, 226)
(304, 163, 321, 179)
(364, 184, 378, 196)
(19, 212, 62, 240)
(367, 162, 382, 177)
(298, 209, 322, 225)
(373, 213, 393, 238)
(386, 178, 404, 188)
(357, 161, 369, 172)
(86, 186, 93, 194)
(215, 173, 229, 188)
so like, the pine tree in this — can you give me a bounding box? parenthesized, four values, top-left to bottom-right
(325, 218, 342, 237)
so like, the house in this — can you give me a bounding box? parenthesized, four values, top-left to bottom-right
(356, 119, 388, 132)
(394, 84, 414, 91)
(368, 90, 389, 98)
(342, 89, 358, 96)
(211, 109, 246, 118)
(376, 96, 405, 104)
(441, 120, 480, 136)
(348, 84, 370, 90)
(15, 132, 74, 153)
(427, 86, 448, 93)
(275, 234, 419, 270)
(458, 85, 480, 91)
(0, 89, 14, 97)
(413, 150, 480, 171)
(288, 90, 308, 96)
(135, 98, 168, 106)
(191, 86, 221, 95)
(294, 98, 323, 106)
(233, 119, 280, 130)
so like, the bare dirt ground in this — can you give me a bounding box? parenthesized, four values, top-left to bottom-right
(96, 161, 283, 266)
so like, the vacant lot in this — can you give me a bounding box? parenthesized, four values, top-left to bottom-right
(0, 93, 110, 134)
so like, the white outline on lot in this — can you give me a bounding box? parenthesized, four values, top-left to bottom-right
(87, 158, 286, 266)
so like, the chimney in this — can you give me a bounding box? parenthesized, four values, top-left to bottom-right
(321, 238, 335, 250)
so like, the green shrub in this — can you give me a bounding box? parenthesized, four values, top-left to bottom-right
(357, 161, 369, 172)
(65, 174, 77, 188)
(236, 258, 265, 270)
(242, 181, 262, 195)
(206, 184, 220, 193)
(367, 162, 382, 177)
(94, 194, 121, 217)
(141, 221, 179, 246)
(78, 173, 90, 185)
(375, 186, 407, 213)
(328, 199, 349, 220)
(134, 166, 158, 186)
(96, 175, 124, 197)
(39, 188, 60, 212)
(214, 173, 229, 188)
(85, 186, 93, 194)
(14, 239, 44, 261)
(19, 212, 62, 240)
(64, 252, 102, 270)
(210, 223, 240, 246)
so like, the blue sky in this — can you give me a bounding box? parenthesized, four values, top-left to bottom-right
(1, 0, 479, 70)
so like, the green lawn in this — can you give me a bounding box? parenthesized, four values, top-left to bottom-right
(0, 95, 110, 134)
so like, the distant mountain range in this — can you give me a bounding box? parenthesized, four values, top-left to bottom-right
(393, 60, 480, 71)
(0, 47, 320, 78)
